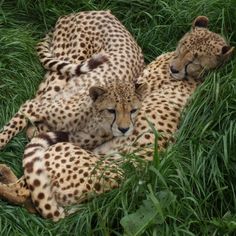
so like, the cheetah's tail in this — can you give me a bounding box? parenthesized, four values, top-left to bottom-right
(23, 131, 69, 221)
(36, 33, 109, 76)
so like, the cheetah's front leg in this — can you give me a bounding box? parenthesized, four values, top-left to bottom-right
(0, 99, 43, 149)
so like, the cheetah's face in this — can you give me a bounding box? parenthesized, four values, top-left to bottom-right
(170, 16, 234, 80)
(89, 82, 147, 137)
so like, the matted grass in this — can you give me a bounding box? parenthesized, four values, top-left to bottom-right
(0, 0, 236, 235)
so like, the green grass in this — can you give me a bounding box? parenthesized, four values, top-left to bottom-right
(0, 0, 236, 235)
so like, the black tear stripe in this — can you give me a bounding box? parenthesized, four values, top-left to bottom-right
(130, 113, 134, 127)
(110, 113, 116, 130)
(184, 61, 193, 80)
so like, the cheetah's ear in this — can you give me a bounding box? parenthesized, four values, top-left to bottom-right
(89, 86, 107, 102)
(135, 82, 148, 100)
(192, 16, 209, 29)
(221, 45, 234, 61)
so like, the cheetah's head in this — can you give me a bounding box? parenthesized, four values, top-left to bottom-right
(170, 16, 234, 80)
(89, 81, 147, 137)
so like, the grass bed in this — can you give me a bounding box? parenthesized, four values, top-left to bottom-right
(0, 0, 236, 235)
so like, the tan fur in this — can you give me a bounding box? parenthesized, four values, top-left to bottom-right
(94, 16, 234, 157)
(0, 11, 145, 150)
(0, 16, 233, 221)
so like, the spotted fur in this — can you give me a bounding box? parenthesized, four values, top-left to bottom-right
(0, 10, 145, 150)
(22, 132, 121, 221)
(35, 10, 144, 101)
(94, 16, 234, 157)
(36, 32, 109, 76)
(0, 16, 233, 221)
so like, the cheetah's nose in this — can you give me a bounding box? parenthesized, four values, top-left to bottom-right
(118, 127, 129, 134)
(170, 66, 179, 74)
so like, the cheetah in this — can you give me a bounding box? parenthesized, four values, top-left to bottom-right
(34, 10, 144, 101)
(0, 10, 145, 150)
(0, 16, 234, 221)
(93, 15, 234, 157)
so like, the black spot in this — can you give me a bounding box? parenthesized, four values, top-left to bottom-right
(94, 182, 101, 191)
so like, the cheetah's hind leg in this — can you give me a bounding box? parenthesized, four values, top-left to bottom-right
(0, 164, 18, 184)
(0, 164, 36, 213)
